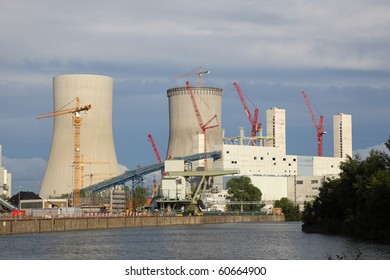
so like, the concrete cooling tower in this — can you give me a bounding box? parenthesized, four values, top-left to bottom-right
(39, 74, 120, 199)
(166, 85, 223, 169)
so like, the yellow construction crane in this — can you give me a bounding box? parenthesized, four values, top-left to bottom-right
(80, 155, 109, 189)
(175, 67, 210, 87)
(84, 172, 114, 186)
(37, 97, 92, 207)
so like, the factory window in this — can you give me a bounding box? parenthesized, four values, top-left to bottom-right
(288, 163, 291, 166)
(226, 151, 230, 154)
(331, 165, 334, 168)
(296, 180, 303, 184)
(254, 157, 257, 160)
(272, 157, 275, 160)
(311, 180, 318, 184)
(261, 157, 264, 160)
(231, 161, 237, 164)
(293, 158, 296, 162)
(283, 158, 286, 161)
(273, 163, 276, 165)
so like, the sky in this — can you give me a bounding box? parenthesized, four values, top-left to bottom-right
(1, 0, 389, 195)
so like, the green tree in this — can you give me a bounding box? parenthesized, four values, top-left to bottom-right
(226, 176, 262, 211)
(302, 135, 390, 243)
(274, 197, 301, 221)
(131, 186, 148, 210)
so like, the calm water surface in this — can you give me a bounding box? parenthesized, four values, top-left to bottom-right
(1, 222, 390, 260)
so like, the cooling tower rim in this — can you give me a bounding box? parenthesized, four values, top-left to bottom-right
(167, 86, 223, 97)
(53, 73, 113, 80)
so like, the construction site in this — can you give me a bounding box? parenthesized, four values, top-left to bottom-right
(0, 68, 352, 218)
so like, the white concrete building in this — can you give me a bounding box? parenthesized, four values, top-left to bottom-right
(203, 189, 229, 211)
(0, 145, 12, 198)
(265, 107, 286, 154)
(212, 110, 351, 210)
(333, 113, 352, 158)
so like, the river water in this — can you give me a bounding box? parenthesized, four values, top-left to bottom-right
(1, 222, 389, 260)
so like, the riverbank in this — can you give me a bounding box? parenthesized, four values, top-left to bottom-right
(0, 214, 284, 235)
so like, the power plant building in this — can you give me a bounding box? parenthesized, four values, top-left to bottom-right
(265, 107, 286, 154)
(214, 110, 353, 209)
(39, 74, 120, 199)
(164, 82, 352, 209)
(333, 113, 352, 158)
(37, 74, 353, 211)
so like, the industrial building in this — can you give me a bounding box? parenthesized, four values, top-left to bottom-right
(165, 82, 352, 210)
(0, 144, 12, 199)
(333, 113, 353, 158)
(214, 108, 352, 210)
(39, 74, 120, 202)
(35, 73, 352, 212)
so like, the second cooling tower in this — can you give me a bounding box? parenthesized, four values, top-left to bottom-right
(166, 85, 223, 168)
(39, 74, 120, 198)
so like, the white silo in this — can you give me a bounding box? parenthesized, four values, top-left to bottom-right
(39, 74, 120, 199)
(166, 85, 223, 169)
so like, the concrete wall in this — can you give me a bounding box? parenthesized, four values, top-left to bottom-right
(0, 214, 284, 235)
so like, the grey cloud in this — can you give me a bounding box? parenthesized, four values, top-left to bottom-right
(0, 0, 389, 193)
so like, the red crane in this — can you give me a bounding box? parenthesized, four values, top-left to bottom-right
(186, 81, 219, 169)
(147, 134, 163, 163)
(301, 91, 326, 157)
(233, 82, 261, 141)
(147, 134, 167, 178)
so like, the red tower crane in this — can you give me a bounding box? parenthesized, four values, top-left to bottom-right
(233, 82, 261, 142)
(301, 91, 326, 157)
(147, 134, 166, 196)
(186, 81, 219, 168)
(147, 134, 163, 164)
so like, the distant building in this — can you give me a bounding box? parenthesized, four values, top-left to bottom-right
(0, 144, 12, 198)
(265, 107, 286, 154)
(333, 113, 353, 158)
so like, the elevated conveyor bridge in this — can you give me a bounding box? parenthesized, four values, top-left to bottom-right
(0, 197, 18, 211)
(83, 151, 222, 193)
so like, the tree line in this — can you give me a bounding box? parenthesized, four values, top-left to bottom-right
(303, 136, 390, 243)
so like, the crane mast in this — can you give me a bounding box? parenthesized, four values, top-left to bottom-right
(80, 155, 109, 190)
(233, 82, 261, 142)
(301, 91, 326, 157)
(147, 134, 163, 163)
(37, 97, 92, 207)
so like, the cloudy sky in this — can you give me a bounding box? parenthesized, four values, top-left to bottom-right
(1, 0, 389, 194)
